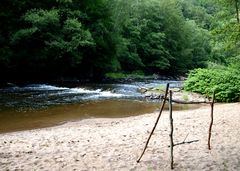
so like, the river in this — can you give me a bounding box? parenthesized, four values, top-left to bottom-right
(0, 80, 192, 133)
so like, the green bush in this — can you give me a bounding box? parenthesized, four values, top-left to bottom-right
(105, 72, 145, 80)
(105, 72, 126, 79)
(184, 68, 240, 102)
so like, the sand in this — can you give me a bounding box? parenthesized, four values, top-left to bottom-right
(0, 103, 240, 171)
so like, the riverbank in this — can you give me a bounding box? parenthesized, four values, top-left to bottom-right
(1, 103, 240, 170)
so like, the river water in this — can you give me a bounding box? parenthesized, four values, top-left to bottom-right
(0, 80, 191, 133)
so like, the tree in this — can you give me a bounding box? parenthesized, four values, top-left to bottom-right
(113, 0, 211, 75)
(210, 0, 240, 64)
(11, 7, 95, 76)
(0, 0, 214, 82)
(0, 0, 119, 80)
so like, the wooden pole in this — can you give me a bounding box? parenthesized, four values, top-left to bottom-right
(137, 83, 169, 162)
(169, 90, 174, 169)
(208, 91, 215, 150)
(147, 96, 209, 104)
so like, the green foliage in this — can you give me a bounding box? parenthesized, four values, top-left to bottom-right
(56, 0, 72, 3)
(183, 0, 240, 103)
(210, 0, 240, 63)
(0, 0, 233, 82)
(24, 9, 60, 28)
(47, 18, 94, 52)
(114, 0, 211, 75)
(11, 27, 38, 44)
(105, 72, 126, 79)
(227, 55, 240, 70)
(180, 0, 215, 29)
(0, 0, 119, 79)
(10, 8, 95, 73)
(105, 71, 145, 80)
(184, 68, 240, 102)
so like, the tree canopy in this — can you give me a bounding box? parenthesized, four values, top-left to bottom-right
(184, 0, 240, 102)
(0, 0, 238, 83)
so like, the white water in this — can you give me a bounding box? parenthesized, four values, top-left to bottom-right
(0, 81, 182, 110)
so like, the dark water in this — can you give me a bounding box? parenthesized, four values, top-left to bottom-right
(0, 80, 199, 133)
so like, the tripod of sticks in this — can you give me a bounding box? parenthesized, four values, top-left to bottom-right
(137, 83, 215, 170)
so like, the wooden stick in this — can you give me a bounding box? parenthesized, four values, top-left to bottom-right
(169, 90, 174, 169)
(148, 96, 209, 104)
(167, 99, 209, 104)
(137, 83, 169, 163)
(208, 91, 215, 150)
(172, 140, 199, 147)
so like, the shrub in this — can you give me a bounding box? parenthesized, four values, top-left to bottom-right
(184, 68, 240, 102)
(105, 72, 126, 79)
(105, 71, 145, 80)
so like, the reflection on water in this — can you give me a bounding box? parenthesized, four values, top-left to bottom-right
(0, 99, 201, 133)
(0, 100, 157, 133)
(0, 81, 197, 133)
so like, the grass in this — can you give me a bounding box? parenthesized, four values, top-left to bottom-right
(105, 72, 147, 80)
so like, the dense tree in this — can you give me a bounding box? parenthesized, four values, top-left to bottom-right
(0, 0, 118, 81)
(184, 0, 240, 102)
(113, 0, 211, 75)
(0, 0, 216, 82)
(209, 0, 239, 64)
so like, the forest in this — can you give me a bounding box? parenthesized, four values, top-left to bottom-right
(0, 0, 239, 101)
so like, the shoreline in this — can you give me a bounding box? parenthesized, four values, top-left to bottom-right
(0, 103, 240, 170)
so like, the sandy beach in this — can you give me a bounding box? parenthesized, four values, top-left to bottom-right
(0, 103, 240, 170)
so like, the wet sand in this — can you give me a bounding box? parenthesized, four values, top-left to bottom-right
(0, 103, 240, 170)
